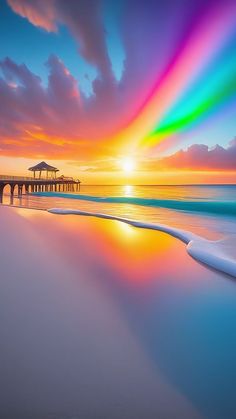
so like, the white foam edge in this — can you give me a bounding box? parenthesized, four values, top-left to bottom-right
(48, 208, 236, 278)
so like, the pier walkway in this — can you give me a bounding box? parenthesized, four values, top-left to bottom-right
(0, 175, 81, 202)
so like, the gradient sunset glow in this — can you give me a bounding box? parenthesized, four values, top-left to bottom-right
(0, 0, 236, 184)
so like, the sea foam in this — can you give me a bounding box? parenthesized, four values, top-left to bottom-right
(48, 208, 236, 279)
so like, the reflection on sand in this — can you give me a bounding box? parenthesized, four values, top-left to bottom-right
(22, 209, 178, 284)
(2, 207, 236, 418)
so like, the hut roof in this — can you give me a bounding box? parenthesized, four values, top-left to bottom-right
(28, 161, 59, 172)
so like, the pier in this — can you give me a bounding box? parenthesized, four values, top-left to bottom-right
(0, 161, 81, 203)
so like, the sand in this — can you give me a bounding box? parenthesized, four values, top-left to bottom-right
(1, 206, 236, 419)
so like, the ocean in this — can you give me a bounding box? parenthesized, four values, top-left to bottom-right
(2, 184, 236, 235)
(2, 184, 236, 277)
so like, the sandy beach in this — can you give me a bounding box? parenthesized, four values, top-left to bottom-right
(1, 205, 236, 419)
(1, 0, 236, 417)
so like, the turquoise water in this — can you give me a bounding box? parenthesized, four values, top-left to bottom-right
(2, 184, 236, 241)
(36, 191, 236, 215)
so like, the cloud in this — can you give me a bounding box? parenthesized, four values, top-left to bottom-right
(6, 0, 204, 124)
(2, 0, 236, 165)
(67, 139, 236, 173)
(1, 53, 236, 169)
(0, 56, 82, 157)
(7, 0, 57, 31)
(0, 45, 132, 158)
(7, 0, 114, 81)
(159, 139, 236, 170)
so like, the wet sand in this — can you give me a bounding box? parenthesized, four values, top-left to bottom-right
(1, 206, 236, 419)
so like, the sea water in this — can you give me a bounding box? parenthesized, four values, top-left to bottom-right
(3, 184, 236, 235)
(2, 184, 236, 276)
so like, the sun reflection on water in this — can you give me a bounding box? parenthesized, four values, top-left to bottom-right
(123, 185, 134, 197)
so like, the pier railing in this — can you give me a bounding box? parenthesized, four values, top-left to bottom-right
(0, 175, 78, 182)
(0, 175, 38, 181)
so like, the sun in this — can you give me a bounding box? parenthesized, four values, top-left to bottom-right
(122, 157, 135, 174)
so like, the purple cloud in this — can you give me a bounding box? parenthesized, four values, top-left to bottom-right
(0, 55, 122, 158)
(160, 140, 236, 170)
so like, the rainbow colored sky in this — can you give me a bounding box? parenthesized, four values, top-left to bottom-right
(0, 0, 236, 184)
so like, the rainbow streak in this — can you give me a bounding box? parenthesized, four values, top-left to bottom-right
(116, 2, 236, 153)
(145, 54, 236, 146)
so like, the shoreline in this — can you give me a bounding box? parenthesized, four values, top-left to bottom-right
(0, 202, 47, 211)
(48, 208, 236, 279)
(1, 202, 236, 278)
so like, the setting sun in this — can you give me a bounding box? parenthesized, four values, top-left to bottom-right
(122, 158, 135, 174)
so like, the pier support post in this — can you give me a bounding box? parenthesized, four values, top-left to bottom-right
(10, 184, 15, 196)
(0, 184, 4, 203)
(18, 185, 23, 196)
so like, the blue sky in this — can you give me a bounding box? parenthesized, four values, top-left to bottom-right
(0, 0, 125, 96)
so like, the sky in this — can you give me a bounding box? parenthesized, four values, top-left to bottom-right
(0, 0, 236, 184)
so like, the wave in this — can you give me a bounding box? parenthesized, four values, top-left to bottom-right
(48, 208, 236, 279)
(33, 192, 236, 216)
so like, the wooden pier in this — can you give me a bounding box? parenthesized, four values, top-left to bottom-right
(0, 175, 81, 203)
(0, 161, 81, 203)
